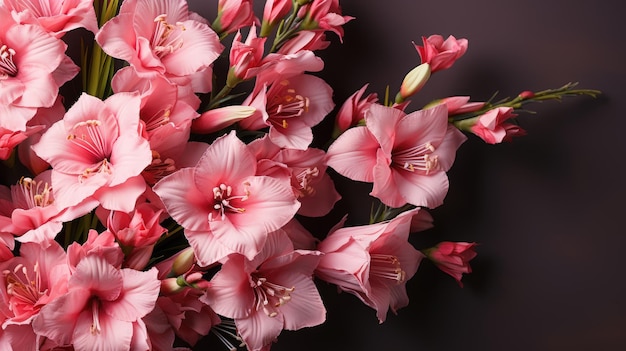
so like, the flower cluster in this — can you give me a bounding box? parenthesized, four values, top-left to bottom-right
(0, 0, 598, 350)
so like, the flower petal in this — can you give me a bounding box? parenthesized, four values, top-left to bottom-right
(326, 126, 379, 182)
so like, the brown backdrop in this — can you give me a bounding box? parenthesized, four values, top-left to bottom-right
(193, 0, 626, 350)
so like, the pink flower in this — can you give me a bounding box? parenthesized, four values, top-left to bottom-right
(0, 171, 97, 245)
(212, 0, 257, 36)
(300, 0, 354, 41)
(315, 209, 425, 323)
(438, 96, 485, 115)
(414, 34, 468, 73)
(334, 83, 378, 134)
(261, 0, 292, 35)
(470, 106, 527, 144)
(0, 241, 70, 326)
(32, 255, 160, 351)
(66, 230, 124, 272)
(239, 74, 335, 150)
(276, 30, 330, 55)
(32, 92, 152, 213)
(0, 20, 78, 132)
(0, 125, 43, 160)
(1, 0, 98, 37)
(327, 103, 467, 209)
(248, 135, 341, 217)
(424, 241, 477, 287)
(228, 24, 267, 82)
(153, 131, 300, 266)
(96, 0, 224, 92)
(202, 230, 325, 351)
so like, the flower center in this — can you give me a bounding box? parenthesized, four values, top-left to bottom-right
(251, 273, 295, 317)
(369, 254, 406, 284)
(0, 44, 18, 79)
(293, 167, 319, 198)
(66, 120, 113, 182)
(143, 105, 172, 133)
(392, 142, 438, 174)
(267, 80, 309, 129)
(3, 262, 46, 316)
(152, 14, 185, 59)
(208, 182, 250, 222)
(142, 150, 176, 185)
(90, 299, 102, 335)
(14, 176, 54, 209)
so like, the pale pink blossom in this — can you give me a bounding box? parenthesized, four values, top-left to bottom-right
(96, 0, 224, 93)
(414, 34, 468, 72)
(248, 135, 341, 217)
(334, 83, 378, 134)
(191, 105, 256, 134)
(202, 230, 325, 351)
(1, 0, 98, 37)
(212, 0, 257, 36)
(470, 106, 527, 144)
(438, 96, 485, 116)
(32, 255, 160, 351)
(153, 131, 300, 266)
(0, 20, 78, 132)
(276, 30, 330, 55)
(0, 241, 70, 327)
(424, 241, 477, 287)
(316, 209, 425, 323)
(0, 171, 97, 246)
(239, 74, 334, 150)
(327, 103, 467, 209)
(32, 92, 152, 213)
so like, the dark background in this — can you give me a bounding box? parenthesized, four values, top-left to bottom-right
(189, 0, 626, 350)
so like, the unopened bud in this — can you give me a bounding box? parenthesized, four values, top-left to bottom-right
(397, 63, 431, 103)
(171, 247, 196, 276)
(518, 90, 534, 99)
(161, 277, 185, 295)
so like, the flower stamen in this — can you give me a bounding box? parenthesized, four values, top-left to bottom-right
(267, 83, 310, 129)
(0, 44, 18, 79)
(208, 182, 250, 222)
(251, 273, 295, 317)
(369, 254, 406, 284)
(392, 142, 438, 174)
(152, 14, 186, 58)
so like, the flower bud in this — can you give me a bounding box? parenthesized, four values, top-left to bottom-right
(171, 247, 196, 276)
(396, 63, 431, 103)
(161, 277, 185, 295)
(518, 90, 535, 99)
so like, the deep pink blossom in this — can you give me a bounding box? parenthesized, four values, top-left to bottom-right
(0, 125, 43, 160)
(66, 229, 124, 272)
(202, 230, 325, 351)
(1, 0, 98, 37)
(327, 103, 467, 209)
(334, 83, 378, 134)
(470, 106, 527, 144)
(300, 0, 354, 41)
(277, 30, 330, 55)
(239, 74, 334, 150)
(228, 24, 267, 82)
(316, 209, 425, 323)
(424, 241, 477, 287)
(414, 34, 468, 72)
(32, 92, 152, 213)
(153, 131, 300, 266)
(0, 19, 78, 132)
(261, 0, 292, 35)
(96, 0, 224, 93)
(32, 255, 160, 351)
(213, 0, 257, 36)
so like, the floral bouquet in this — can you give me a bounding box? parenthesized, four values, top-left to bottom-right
(0, 0, 599, 350)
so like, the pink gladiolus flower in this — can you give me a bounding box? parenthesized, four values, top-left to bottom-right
(248, 135, 341, 217)
(191, 105, 256, 134)
(276, 30, 330, 55)
(240, 74, 334, 150)
(414, 34, 468, 73)
(0, 171, 96, 246)
(300, 0, 354, 41)
(0, 125, 43, 160)
(228, 24, 267, 82)
(202, 230, 325, 351)
(424, 241, 477, 287)
(32, 255, 160, 351)
(316, 209, 425, 323)
(334, 83, 378, 134)
(66, 229, 124, 271)
(0, 20, 78, 132)
(32, 92, 152, 213)
(1, 0, 98, 37)
(470, 106, 527, 144)
(96, 0, 224, 93)
(153, 131, 300, 266)
(261, 0, 292, 36)
(438, 96, 485, 115)
(327, 103, 467, 209)
(0, 241, 70, 326)
(213, 0, 257, 36)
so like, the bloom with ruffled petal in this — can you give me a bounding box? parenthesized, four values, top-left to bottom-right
(32, 255, 160, 351)
(315, 209, 424, 323)
(1, 0, 98, 37)
(212, 0, 257, 36)
(153, 131, 300, 266)
(334, 83, 378, 134)
(239, 74, 334, 150)
(327, 103, 466, 209)
(0, 18, 78, 132)
(96, 0, 224, 93)
(32, 93, 152, 213)
(202, 230, 325, 351)
(414, 34, 468, 73)
(424, 241, 477, 287)
(470, 106, 527, 144)
(228, 24, 267, 82)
